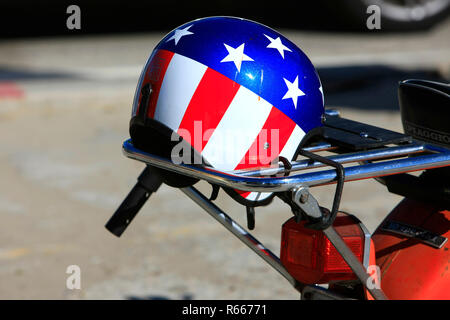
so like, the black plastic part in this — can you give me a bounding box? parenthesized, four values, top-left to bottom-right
(383, 169, 450, 208)
(137, 83, 151, 122)
(130, 116, 201, 188)
(105, 165, 163, 237)
(246, 206, 255, 230)
(209, 184, 220, 201)
(323, 114, 412, 150)
(398, 79, 450, 148)
(275, 156, 292, 177)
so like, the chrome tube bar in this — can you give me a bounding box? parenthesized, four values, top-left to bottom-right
(123, 139, 450, 192)
(181, 186, 300, 290)
(302, 142, 334, 152)
(236, 143, 425, 177)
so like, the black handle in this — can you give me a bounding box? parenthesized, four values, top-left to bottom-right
(105, 165, 163, 237)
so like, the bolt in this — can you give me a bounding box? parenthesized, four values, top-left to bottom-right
(293, 186, 310, 205)
(299, 191, 309, 204)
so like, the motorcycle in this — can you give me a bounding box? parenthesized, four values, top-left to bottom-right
(105, 79, 450, 300)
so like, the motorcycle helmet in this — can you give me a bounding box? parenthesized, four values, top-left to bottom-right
(130, 16, 324, 207)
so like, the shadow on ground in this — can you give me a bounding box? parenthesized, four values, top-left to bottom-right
(0, 67, 78, 81)
(318, 65, 448, 110)
(0, 63, 447, 113)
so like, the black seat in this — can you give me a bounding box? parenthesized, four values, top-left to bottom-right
(398, 79, 450, 148)
(385, 80, 450, 203)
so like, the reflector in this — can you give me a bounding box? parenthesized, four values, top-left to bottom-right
(280, 212, 364, 284)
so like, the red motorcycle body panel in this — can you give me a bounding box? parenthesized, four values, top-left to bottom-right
(372, 198, 450, 299)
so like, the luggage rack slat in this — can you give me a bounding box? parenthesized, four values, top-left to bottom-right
(123, 139, 450, 192)
(237, 143, 425, 177)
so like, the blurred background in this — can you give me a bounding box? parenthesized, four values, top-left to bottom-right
(0, 1, 449, 299)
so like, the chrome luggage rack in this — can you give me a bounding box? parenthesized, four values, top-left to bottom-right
(123, 138, 450, 193)
(116, 116, 450, 300)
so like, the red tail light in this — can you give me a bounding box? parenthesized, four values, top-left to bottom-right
(280, 212, 364, 284)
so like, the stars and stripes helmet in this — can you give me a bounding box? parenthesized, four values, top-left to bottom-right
(130, 16, 325, 207)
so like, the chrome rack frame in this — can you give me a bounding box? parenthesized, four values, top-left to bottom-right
(122, 137, 450, 300)
(123, 139, 450, 192)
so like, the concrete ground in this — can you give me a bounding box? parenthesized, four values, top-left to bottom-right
(0, 19, 449, 299)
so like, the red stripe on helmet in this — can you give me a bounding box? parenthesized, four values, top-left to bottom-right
(234, 106, 297, 171)
(138, 49, 175, 119)
(236, 190, 251, 198)
(177, 67, 240, 153)
(234, 106, 297, 200)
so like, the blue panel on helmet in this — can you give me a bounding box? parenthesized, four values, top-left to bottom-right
(155, 16, 324, 134)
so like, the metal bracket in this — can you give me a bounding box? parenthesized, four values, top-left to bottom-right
(290, 187, 387, 300)
(292, 186, 322, 219)
(322, 226, 387, 300)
